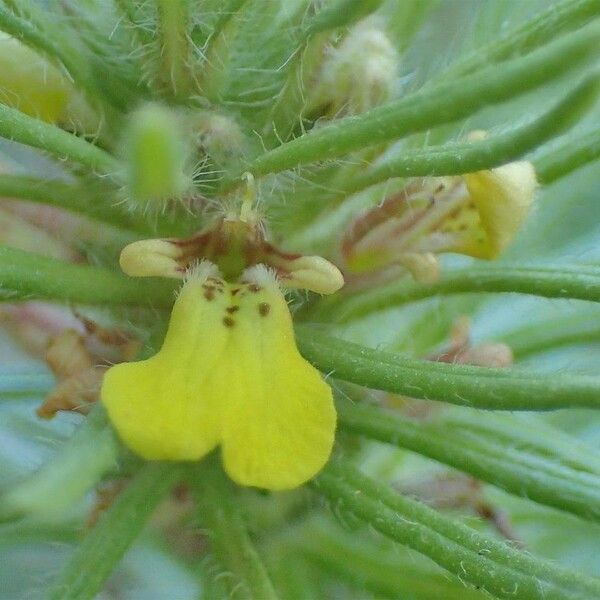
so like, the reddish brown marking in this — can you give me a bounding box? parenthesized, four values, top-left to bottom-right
(203, 289, 215, 301)
(226, 306, 240, 314)
(231, 288, 241, 296)
(223, 316, 235, 327)
(248, 284, 261, 293)
(258, 302, 270, 317)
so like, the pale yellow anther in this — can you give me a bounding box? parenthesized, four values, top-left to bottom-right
(119, 239, 184, 279)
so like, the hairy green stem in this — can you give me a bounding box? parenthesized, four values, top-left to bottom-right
(155, 0, 193, 100)
(0, 104, 118, 173)
(343, 75, 599, 194)
(337, 398, 600, 521)
(49, 462, 185, 600)
(190, 461, 279, 600)
(318, 265, 600, 323)
(296, 519, 501, 600)
(314, 461, 600, 600)
(296, 328, 600, 410)
(0, 175, 143, 232)
(248, 22, 599, 175)
(0, 245, 177, 307)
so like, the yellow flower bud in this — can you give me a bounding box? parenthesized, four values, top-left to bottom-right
(309, 16, 398, 117)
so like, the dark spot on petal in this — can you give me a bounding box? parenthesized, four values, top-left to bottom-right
(226, 305, 239, 314)
(223, 316, 235, 327)
(204, 289, 215, 301)
(231, 288, 241, 296)
(248, 283, 261, 293)
(258, 302, 270, 317)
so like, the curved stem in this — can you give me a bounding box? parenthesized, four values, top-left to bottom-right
(343, 74, 599, 194)
(49, 462, 185, 600)
(438, 0, 600, 80)
(248, 22, 599, 175)
(296, 328, 600, 410)
(0, 104, 118, 174)
(534, 126, 600, 183)
(0, 175, 142, 231)
(314, 460, 600, 600)
(319, 265, 600, 323)
(0, 245, 178, 307)
(190, 460, 279, 600)
(337, 398, 600, 522)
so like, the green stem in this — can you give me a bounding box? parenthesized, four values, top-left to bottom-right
(314, 461, 600, 600)
(295, 519, 499, 600)
(248, 22, 599, 175)
(438, 0, 600, 80)
(319, 265, 600, 323)
(0, 175, 142, 231)
(441, 406, 600, 476)
(49, 462, 184, 600)
(534, 126, 600, 183)
(155, 0, 193, 100)
(190, 460, 279, 600)
(0, 104, 118, 174)
(296, 328, 600, 410)
(500, 311, 600, 358)
(0, 245, 177, 307)
(337, 398, 600, 522)
(343, 75, 599, 194)
(0, 407, 118, 521)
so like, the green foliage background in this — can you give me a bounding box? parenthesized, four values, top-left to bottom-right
(0, 0, 599, 598)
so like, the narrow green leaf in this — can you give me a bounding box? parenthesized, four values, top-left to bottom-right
(48, 462, 184, 600)
(0, 407, 118, 521)
(343, 75, 599, 194)
(248, 22, 599, 175)
(500, 311, 600, 359)
(314, 460, 600, 600)
(0, 245, 177, 307)
(337, 398, 600, 522)
(535, 126, 600, 183)
(296, 328, 600, 410)
(296, 519, 488, 600)
(0, 104, 118, 173)
(439, 0, 600, 80)
(0, 175, 143, 232)
(304, 0, 384, 36)
(319, 265, 600, 323)
(154, 0, 194, 100)
(189, 460, 279, 600)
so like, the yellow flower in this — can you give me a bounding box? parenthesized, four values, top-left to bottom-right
(101, 263, 336, 491)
